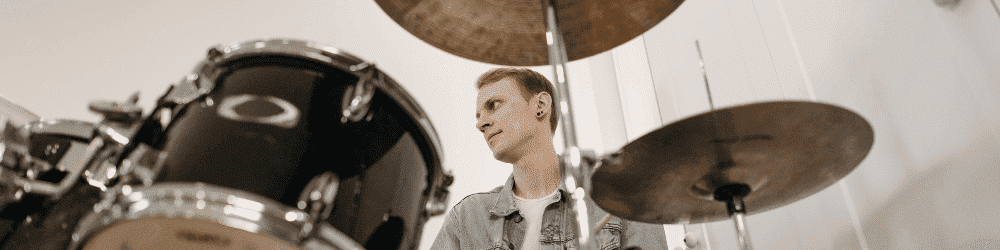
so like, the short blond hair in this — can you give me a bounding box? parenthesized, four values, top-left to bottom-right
(476, 68, 558, 132)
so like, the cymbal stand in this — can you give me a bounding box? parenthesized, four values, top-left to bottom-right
(697, 40, 754, 250)
(540, 0, 594, 247)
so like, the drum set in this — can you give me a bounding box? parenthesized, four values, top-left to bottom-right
(1, 40, 452, 249)
(0, 0, 874, 249)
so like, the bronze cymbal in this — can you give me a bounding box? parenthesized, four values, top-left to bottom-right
(0, 94, 39, 126)
(375, 0, 686, 66)
(590, 101, 874, 224)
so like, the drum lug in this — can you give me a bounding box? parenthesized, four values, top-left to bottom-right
(163, 74, 207, 107)
(207, 46, 225, 61)
(297, 172, 340, 237)
(426, 170, 454, 217)
(341, 63, 378, 123)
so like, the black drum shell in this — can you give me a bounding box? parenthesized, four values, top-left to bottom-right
(153, 55, 441, 249)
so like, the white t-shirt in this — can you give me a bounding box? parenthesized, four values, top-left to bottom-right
(513, 189, 561, 250)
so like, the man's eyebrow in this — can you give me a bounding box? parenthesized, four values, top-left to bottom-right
(485, 97, 500, 105)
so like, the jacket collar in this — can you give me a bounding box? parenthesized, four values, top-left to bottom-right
(489, 173, 569, 217)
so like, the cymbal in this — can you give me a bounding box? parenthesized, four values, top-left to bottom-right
(590, 101, 874, 224)
(375, 0, 686, 66)
(0, 94, 39, 126)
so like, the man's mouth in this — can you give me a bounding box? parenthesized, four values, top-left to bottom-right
(487, 131, 501, 141)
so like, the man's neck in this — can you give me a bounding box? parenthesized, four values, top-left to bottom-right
(511, 142, 560, 200)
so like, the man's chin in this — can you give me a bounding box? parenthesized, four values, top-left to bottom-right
(492, 150, 515, 163)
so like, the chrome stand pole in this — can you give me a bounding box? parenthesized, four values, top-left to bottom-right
(715, 183, 755, 250)
(700, 39, 755, 250)
(541, 0, 578, 149)
(728, 197, 755, 250)
(541, 0, 592, 247)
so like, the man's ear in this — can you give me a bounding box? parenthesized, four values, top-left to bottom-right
(535, 92, 552, 113)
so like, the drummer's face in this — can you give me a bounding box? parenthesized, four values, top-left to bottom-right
(476, 78, 540, 162)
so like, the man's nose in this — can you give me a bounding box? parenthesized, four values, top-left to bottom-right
(477, 119, 490, 133)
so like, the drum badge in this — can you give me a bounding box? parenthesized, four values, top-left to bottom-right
(217, 94, 300, 129)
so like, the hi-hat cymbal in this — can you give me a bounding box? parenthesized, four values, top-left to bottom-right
(375, 0, 686, 66)
(590, 101, 874, 224)
(0, 94, 39, 126)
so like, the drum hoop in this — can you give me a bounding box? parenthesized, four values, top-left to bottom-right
(191, 38, 444, 172)
(70, 182, 312, 248)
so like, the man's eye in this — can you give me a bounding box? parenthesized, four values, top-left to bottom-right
(489, 101, 499, 110)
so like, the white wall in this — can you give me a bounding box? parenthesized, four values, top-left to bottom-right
(638, 0, 1000, 249)
(0, 1, 614, 249)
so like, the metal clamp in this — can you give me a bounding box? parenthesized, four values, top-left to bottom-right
(118, 143, 167, 187)
(0, 119, 101, 200)
(341, 63, 378, 123)
(5, 137, 101, 200)
(85, 141, 169, 216)
(560, 147, 597, 245)
(0, 91, 154, 203)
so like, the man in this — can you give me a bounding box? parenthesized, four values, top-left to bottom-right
(431, 68, 667, 250)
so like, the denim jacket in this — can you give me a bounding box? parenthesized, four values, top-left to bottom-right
(431, 174, 668, 250)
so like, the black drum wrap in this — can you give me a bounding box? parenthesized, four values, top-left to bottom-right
(152, 54, 441, 249)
